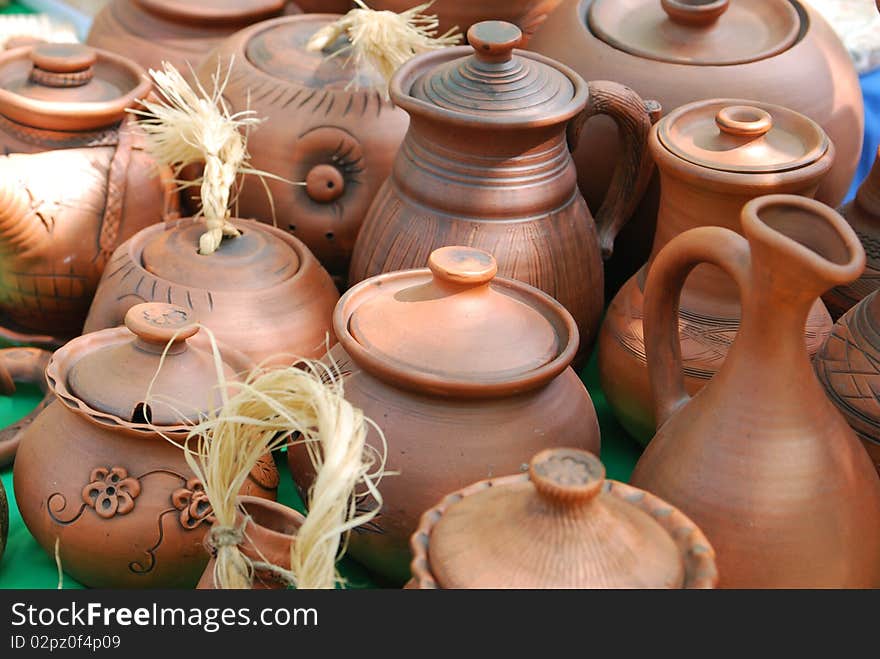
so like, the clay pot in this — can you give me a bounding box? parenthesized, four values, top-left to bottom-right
(631, 195, 880, 588)
(294, 0, 350, 12)
(197, 496, 305, 589)
(288, 245, 601, 585)
(530, 0, 863, 295)
(0, 42, 177, 344)
(83, 217, 339, 364)
(14, 302, 279, 588)
(408, 448, 718, 589)
(598, 100, 835, 443)
(194, 14, 410, 280)
(349, 20, 655, 357)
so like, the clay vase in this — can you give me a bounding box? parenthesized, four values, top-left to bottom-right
(83, 217, 339, 364)
(631, 195, 880, 588)
(14, 302, 280, 588)
(408, 448, 718, 589)
(288, 245, 601, 585)
(530, 0, 863, 295)
(194, 14, 410, 280)
(598, 100, 835, 444)
(197, 496, 305, 589)
(348, 21, 655, 356)
(0, 43, 177, 344)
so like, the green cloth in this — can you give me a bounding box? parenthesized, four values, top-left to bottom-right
(0, 1, 35, 15)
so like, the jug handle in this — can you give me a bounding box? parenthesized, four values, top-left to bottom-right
(566, 81, 660, 259)
(0, 347, 52, 468)
(644, 226, 751, 428)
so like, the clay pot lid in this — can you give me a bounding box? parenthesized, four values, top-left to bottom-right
(136, 0, 284, 25)
(64, 303, 238, 426)
(141, 220, 300, 291)
(337, 246, 578, 397)
(657, 99, 829, 174)
(401, 21, 583, 126)
(588, 0, 800, 66)
(419, 449, 712, 588)
(0, 42, 150, 131)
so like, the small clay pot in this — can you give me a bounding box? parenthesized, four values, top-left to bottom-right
(408, 448, 718, 589)
(14, 302, 279, 588)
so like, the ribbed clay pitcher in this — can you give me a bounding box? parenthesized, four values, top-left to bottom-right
(630, 195, 880, 588)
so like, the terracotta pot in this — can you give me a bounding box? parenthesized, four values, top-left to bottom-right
(197, 496, 305, 589)
(631, 195, 880, 588)
(408, 448, 717, 589)
(348, 21, 655, 357)
(0, 478, 7, 564)
(194, 14, 410, 280)
(530, 0, 863, 295)
(0, 347, 52, 467)
(0, 43, 177, 344)
(86, 0, 299, 81)
(14, 302, 279, 588)
(598, 100, 835, 443)
(294, 0, 350, 12)
(289, 245, 601, 585)
(83, 217, 339, 364)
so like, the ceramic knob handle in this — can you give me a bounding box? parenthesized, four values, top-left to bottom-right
(428, 246, 498, 287)
(715, 105, 773, 138)
(661, 0, 729, 26)
(529, 448, 605, 505)
(29, 42, 96, 87)
(305, 164, 345, 203)
(468, 21, 522, 63)
(125, 303, 199, 348)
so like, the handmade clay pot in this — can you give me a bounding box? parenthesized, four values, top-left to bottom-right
(197, 496, 304, 589)
(84, 217, 339, 364)
(14, 302, 279, 588)
(289, 245, 601, 585)
(194, 14, 410, 279)
(0, 43, 177, 344)
(531, 0, 863, 294)
(0, 478, 7, 564)
(408, 448, 717, 589)
(598, 100, 835, 443)
(631, 195, 880, 588)
(349, 21, 655, 356)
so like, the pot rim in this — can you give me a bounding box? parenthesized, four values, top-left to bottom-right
(135, 0, 284, 26)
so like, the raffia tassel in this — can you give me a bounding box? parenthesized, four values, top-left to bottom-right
(307, 0, 462, 98)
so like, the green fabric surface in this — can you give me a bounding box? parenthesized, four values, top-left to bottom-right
(0, 1, 35, 15)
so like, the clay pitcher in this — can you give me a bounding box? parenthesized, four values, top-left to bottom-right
(348, 20, 655, 356)
(631, 194, 880, 588)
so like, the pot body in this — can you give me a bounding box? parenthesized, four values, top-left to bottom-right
(14, 401, 278, 588)
(286, 342, 600, 585)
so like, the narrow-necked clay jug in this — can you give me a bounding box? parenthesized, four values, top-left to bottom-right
(84, 217, 339, 364)
(349, 20, 655, 356)
(288, 245, 601, 585)
(408, 448, 718, 589)
(194, 14, 410, 279)
(14, 303, 279, 588)
(599, 100, 835, 443)
(631, 195, 880, 588)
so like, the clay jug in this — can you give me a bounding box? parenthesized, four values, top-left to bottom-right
(408, 448, 718, 589)
(599, 100, 834, 443)
(348, 20, 655, 356)
(631, 194, 880, 588)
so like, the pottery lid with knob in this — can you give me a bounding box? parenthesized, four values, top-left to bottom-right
(135, 0, 284, 25)
(393, 20, 587, 127)
(48, 302, 251, 429)
(588, 0, 801, 67)
(0, 42, 151, 131)
(410, 448, 719, 589)
(335, 246, 579, 397)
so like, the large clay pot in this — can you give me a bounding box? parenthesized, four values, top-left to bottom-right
(408, 448, 718, 589)
(288, 246, 601, 585)
(194, 14, 410, 280)
(84, 217, 339, 364)
(14, 302, 279, 588)
(349, 21, 655, 357)
(598, 100, 835, 443)
(631, 195, 880, 588)
(530, 0, 863, 295)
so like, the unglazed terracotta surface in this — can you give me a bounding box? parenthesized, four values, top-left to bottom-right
(631, 195, 880, 588)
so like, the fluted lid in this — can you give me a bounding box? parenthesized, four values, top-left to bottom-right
(589, 0, 800, 66)
(657, 99, 829, 174)
(137, 0, 284, 25)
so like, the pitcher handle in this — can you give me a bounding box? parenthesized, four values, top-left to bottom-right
(644, 226, 752, 428)
(0, 347, 52, 467)
(566, 81, 660, 259)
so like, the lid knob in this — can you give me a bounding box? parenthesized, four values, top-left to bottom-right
(305, 164, 345, 203)
(529, 448, 605, 505)
(715, 105, 773, 138)
(124, 303, 199, 353)
(661, 0, 729, 26)
(467, 21, 522, 63)
(428, 246, 498, 287)
(29, 42, 96, 88)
